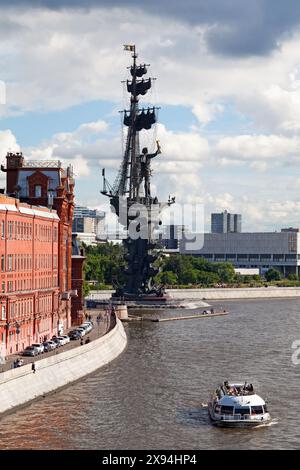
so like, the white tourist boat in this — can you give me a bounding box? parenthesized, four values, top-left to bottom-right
(208, 381, 271, 427)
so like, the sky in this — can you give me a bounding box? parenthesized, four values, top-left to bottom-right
(1, 1, 300, 231)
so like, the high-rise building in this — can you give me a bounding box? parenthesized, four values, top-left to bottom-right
(73, 205, 106, 244)
(211, 210, 242, 233)
(162, 225, 186, 250)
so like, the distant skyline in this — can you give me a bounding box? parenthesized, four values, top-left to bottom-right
(2, 1, 300, 231)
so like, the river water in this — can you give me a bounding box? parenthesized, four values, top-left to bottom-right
(0, 298, 299, 450)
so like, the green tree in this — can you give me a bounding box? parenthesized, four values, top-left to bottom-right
(265, 268, 281, 281)
(214, 262, 235, 283)
(196, 270, 220, 286)
(156, 270, 178, 285)
(83, 281, 90, 298)
(287, 273, 298, 281)
(180, 268, 198, 284)
(83, 242, 125, 287)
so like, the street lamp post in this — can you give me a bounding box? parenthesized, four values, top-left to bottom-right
(16, 323, 20, 353)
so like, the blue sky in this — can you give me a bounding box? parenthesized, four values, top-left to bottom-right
(2, 2, 300, 231)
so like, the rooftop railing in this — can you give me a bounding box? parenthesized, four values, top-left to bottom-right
(22, 160, 62, 168)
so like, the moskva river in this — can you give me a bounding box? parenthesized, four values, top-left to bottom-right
(0, 298, 299, 450)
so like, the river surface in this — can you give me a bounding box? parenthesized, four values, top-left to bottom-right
(0, 298, 299, 450)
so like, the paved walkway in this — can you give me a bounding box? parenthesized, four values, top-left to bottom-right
(0, 309, 114, 374)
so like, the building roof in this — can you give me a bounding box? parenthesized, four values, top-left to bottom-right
(219, 394, 265, 407)
(0, 194, 59, 220)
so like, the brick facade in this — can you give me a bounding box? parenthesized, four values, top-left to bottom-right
(71, 234, 85, 325)
(0, 194, 60, 358)
(0, 153, 85, 360)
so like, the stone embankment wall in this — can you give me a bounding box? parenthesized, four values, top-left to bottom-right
(87, 287, 300, 301)
(168, 287, 300, 300)
(0, 318, 127, 416)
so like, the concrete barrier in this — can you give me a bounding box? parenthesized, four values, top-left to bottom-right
(87, 287, 300, 301)
(166, 287, 300, 300)
(0, 318, 127, 415)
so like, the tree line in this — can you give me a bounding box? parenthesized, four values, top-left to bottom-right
(82, 243, 297, 292)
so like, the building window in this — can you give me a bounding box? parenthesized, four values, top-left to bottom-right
(35, 185, 42, 197)
(10, 303, 14, 319)
(1, 254, 4, 271)
(8, 254, 13, 271)
(8, 221, 13, 240)
(2, 281, 5, 293)
(1, 305, 6, 320)
(1, 220, 5, 239)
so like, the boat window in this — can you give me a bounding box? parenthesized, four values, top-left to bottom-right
(220, 405, 234, 415)
(234, 407, 250, 416)
(251, 406, 263, 415)
(263, 404, 268, 413)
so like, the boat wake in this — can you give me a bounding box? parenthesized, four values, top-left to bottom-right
(253, 418, 279, 429)
(177, 406, 210, 427)
(180, 301, 211, 309)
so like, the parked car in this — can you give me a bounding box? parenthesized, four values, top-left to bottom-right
(80, 323, 92, 332)
(75, 327, 86, 336)
(22, 346, 39, 357)
(60, 335, 70, 344)
(43, 341, 56, 352)
(31, 343, 45, 354)
(42, 342, 51, 352)
(52, 337, 63, 347)
(68, 329, 78, 337)
(55, 336, 68, 346)
(69, 331, 81, 340)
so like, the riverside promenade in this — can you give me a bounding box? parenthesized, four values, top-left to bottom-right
(0, 309, 112, 374)
(87, 286, 300, 302)
(0, 310, 127, 416)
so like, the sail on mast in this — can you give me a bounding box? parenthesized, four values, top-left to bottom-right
(102, 44, 158, 199)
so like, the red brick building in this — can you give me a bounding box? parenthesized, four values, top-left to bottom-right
(0, 152, 85, 360)
(71, 234, 86, 325)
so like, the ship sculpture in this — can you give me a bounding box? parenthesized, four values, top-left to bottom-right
(101, 45, 174, 301)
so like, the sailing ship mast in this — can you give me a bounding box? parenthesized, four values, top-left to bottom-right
(102, 44, 158, 206)
(101, 45, 174, 300)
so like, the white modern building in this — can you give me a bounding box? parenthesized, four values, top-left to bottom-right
(176, 228, 300, 276)
(73, 205, 106, 245)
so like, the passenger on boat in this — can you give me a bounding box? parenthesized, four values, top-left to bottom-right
(224, 380, 230, 390)
(243, 382, 254, 393)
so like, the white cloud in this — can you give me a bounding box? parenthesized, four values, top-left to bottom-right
(215, 134, 300, 162)
(1, 4, 300, 134)
(72, 154, 90, 177)
(250, 161, 268, 172)
(75, 120, 108, 137)
(192, 102, 223, 125)
(0, 129, 20, 157)
(3, 5, 300, 231)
